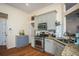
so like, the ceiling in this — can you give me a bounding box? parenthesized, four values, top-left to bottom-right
(7, 3, 52, 13)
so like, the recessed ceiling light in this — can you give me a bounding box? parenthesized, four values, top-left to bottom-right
(25, 3, 29, 6)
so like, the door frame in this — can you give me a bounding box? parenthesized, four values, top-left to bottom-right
(0, 17, 7, 48)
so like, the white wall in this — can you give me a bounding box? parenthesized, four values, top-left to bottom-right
(30, 4, 65, 38)
(0, 4, 30, 49)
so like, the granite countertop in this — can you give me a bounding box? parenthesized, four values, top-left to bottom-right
(61, 44, 79, 56)
(45, 37, 67, 46)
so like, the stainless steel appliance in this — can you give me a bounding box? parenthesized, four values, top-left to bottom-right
(38, 23, 47, 30)
(35, 32, 46, 52)
(35, 37, 45, 52)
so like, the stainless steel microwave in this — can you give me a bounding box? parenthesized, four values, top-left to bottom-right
(38, 23, 47, 30)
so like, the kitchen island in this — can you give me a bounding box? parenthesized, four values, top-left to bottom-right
(45, 37, 79, 56)
(45, 37, 65, 55)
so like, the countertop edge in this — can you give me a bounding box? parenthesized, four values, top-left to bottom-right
(45, 37, 67, 46)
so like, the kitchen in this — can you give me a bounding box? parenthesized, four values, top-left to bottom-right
(0, 3, 79, 56)
(30, 3, 79, 56)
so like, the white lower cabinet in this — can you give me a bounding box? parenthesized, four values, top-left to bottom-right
(54, 41, 64, 56)
(45, 39, 65, 56)
(45, 39, 56, 55)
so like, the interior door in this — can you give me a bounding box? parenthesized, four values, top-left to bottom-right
(0, 18, 7, 45)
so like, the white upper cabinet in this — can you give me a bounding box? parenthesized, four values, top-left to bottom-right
(64, 3, 79, 16)
(35, 11, 56, 31)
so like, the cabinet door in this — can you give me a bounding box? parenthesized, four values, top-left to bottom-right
(45, 39, 51, 53)
(54, 41, 64, 56)
(16, 36, 29, 48)
(57, 45, 64, 56)
(45, 39, 56, 55)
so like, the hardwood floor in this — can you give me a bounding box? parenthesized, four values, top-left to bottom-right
(0, 45, 54, 56)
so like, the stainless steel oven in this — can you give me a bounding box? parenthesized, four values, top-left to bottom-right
(35, 37, 45, 52)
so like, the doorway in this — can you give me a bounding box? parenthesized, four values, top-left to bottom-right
(0, 12, 8, 55)
(0, 17, 7, 50)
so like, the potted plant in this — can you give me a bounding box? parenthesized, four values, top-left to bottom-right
(19, 30, 25, 36)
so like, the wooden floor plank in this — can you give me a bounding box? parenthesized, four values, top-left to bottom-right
(0, 45, 54, 56)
